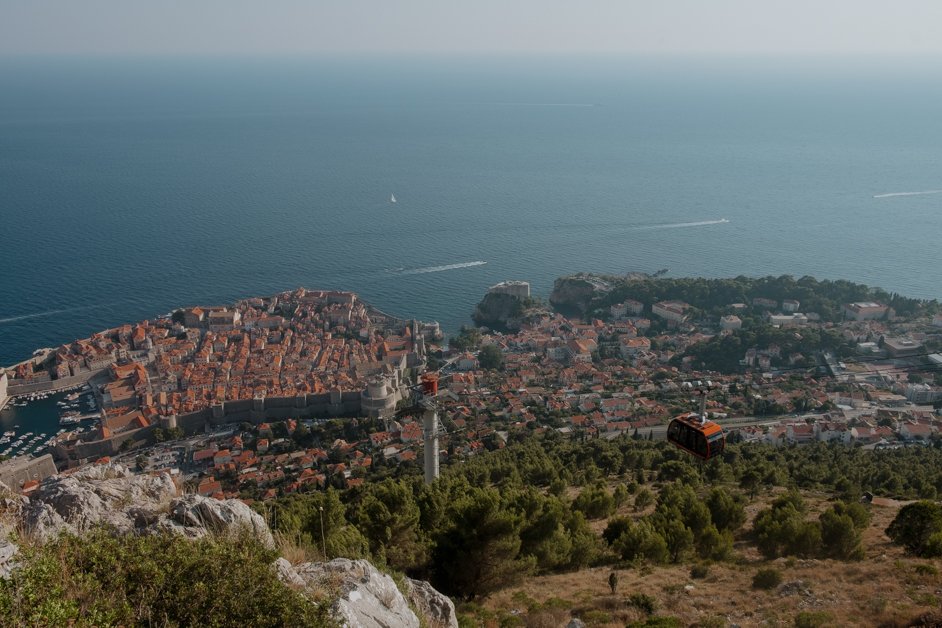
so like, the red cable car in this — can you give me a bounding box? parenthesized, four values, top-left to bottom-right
(667, 412, 726, 461)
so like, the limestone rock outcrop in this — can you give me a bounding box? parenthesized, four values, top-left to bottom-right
(11, 465, 273, 549)
(19, 464, 177, 540)
(0, 464, 457, 628)
(165, 494, 275, 548)
(406, 577, 459, 628)
(290, 557, 456, 628)
(0, 534, 18, 579)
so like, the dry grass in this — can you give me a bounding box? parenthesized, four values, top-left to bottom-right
(274, 530, 320, 565)
(471, 487, 942, 628)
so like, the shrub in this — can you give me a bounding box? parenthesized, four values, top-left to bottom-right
(689, 563, 710, 579)
(886, 501, 942, 556)
(634, 488, 655, 512)
(794, 611, 833, 627)
(915, 563, 940, 576)
(613, 520, 669, 564)
(696, 524, 733, 561)
(580, 609, 614, 626)
(0, 530, 330, 627)
(626, 617, 683, 628)
(753, 495, 822, 559)
(831, 500, 871, 531)
(705, 487, 747, 532)
(603, 516, 632, 546)
(572, 485, 616, 520)
(752, 567, 783, 590)
(626, 592, 658, 615)
(819, 507, 864, 559)
(613, 485, 630, 508)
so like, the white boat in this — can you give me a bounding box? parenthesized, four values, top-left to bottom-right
(390, 193, 397, 203)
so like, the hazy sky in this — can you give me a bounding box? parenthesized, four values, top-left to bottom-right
(2, 0, 942, 56)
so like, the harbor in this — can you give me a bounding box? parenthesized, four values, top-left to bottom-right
(0, 385, 99, 461)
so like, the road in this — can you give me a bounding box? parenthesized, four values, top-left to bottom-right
(607, 414, 793, 441)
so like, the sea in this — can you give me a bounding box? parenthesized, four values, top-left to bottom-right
(2, 55, 942, 374)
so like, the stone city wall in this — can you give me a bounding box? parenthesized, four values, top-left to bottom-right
(60, 391, 367, 461)
(0, 454, 58, 490)
(7, 368, 108, 396)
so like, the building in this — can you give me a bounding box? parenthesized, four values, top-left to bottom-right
(842, 302, 888, 321)
(768, 313, 808, 328)
(488, 281, 530, 300)
(652, 301, 690, 324)
(360, 375, 403, 419)
(782, 299, 801, 313)
(619, 336, 651, 359)
(182, 307, 205, 328)
(207, 309, 241, 332)
(624, 300, 644, 316)
(610, 303, 628, 319)
(719, 315, 742, 331)
(566, 339, 595, 364)
(0, 454, 57, 491)
(905, 383, 942, 404)
(752, 297, 778, 309)
(900, 422, 935, 441)
(612, 300, 644, 319)
(786, 423, 815, 444)
(882, 336, 923, 358)
(856, 342, 884, 357)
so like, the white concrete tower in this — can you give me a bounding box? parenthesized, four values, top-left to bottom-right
(420, 373, 440, 484)
(423, 407, 439, 484)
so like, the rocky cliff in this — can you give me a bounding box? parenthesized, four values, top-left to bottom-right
(549, 274, 615, 315)
(472, 292, 526, 330)
(471, 292, 549, 331)
(549, 272, 650, 315)
(0, 464, 457, 628)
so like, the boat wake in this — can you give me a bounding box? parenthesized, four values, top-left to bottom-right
(637, 218, 731, 230)
(391, 261, 488, 275)
(0, 302, 121, 325)
(873, 190, 942, 199)
(493, 102, 598, 107)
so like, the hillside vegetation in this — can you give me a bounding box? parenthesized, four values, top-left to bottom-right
(550, 274, 939, 321)
(0, 530, 332, 627)
(260, 434, 942, 624)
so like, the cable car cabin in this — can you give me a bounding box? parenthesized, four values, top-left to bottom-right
(667, 413, 726, 461)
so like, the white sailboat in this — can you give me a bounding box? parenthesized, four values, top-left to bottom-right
(390, 193, 397, 204)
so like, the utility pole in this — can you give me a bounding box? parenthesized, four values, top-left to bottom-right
(318, 505, 327, 560)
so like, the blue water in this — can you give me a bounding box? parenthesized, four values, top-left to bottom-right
(2, 55, 942, 366)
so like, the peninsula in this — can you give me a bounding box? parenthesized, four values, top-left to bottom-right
(4, 288, 442, 462)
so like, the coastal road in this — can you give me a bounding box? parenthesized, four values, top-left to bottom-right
(607, 415, 793, 441)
